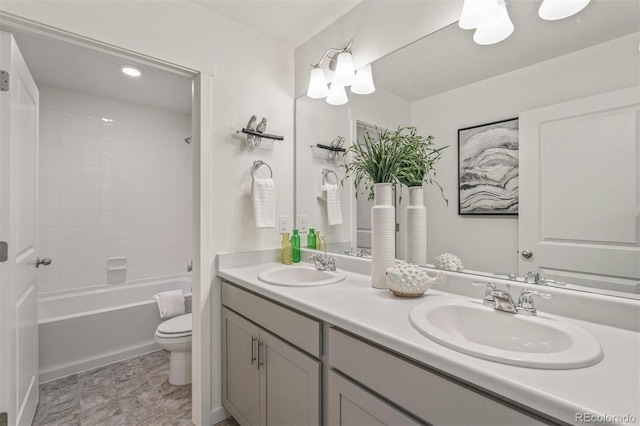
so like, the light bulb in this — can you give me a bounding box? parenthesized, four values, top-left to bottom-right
(306, 67, 329, 99)
(333, 52, 355, 87)
(539, 0, 590, 20)
(351, 64, 376, 95)
(326, 83, 348, 105)
(473, 0, 514, 45)
(459, 0, 500, 30)
(121, 66, 142, 77)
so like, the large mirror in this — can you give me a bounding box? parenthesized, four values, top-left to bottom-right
(295, 0, 640, 298)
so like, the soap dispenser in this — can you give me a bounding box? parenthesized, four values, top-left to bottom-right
(307, 228, 316, 249)
(291, 229, 301, 263)
(281, 233, 292, 265)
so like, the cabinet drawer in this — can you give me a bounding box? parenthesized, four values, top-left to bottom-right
(328, 328, 548, 426)
(222, 281, 321, 358)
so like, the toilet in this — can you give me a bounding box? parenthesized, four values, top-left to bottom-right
(154, 313, 192, 385)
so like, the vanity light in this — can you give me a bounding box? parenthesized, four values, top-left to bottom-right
(538, 0, 591, 21)
(307, 67, 329, 98)
(121, 65, 142, 77)
(326, 83, 348, 106)
(306, 39, 375, 105)
(458, 0, 500, 30)
(473, 0, 514, 46)
(351, 64, 376, 95)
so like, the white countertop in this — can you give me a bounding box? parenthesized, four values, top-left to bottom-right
(218, 256, 640, 425)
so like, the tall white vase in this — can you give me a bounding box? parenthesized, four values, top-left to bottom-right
(371, 183, 396, 289)
(405, 186, 427, 266)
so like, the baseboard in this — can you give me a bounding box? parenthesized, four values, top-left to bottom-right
(209, 406, 232, 425)
(39, 342, 161, 383)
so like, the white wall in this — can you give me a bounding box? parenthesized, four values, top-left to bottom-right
(37, 85, 191, 294)
(0, 2, 294, 424)
(412, 33, 640, 274)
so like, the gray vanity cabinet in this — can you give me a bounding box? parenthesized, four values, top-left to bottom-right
(221, 282, 321, 426)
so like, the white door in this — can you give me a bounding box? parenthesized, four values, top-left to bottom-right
(519, 87, 640, 294)
(0, 31, 40, 426)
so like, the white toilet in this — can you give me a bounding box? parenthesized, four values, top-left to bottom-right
(155, 313, 192, 385)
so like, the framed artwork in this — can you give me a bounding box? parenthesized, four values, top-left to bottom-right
(458, 118, 519, 215)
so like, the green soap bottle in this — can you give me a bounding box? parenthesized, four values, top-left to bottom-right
(307, 228, 316, 249)
(281, 233, 292, 265)
(291, 229, 301, 263)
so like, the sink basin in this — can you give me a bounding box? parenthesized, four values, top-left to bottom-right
(409, 299, 603, 369)
(258, 265, 347, 287)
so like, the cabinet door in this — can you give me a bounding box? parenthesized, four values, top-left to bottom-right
(259, 329, 321, 426)
(222, 308, 261, 426)
(328, 370, 421, 426)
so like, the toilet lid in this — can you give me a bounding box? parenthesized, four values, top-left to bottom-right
(158, 313, 192, 334)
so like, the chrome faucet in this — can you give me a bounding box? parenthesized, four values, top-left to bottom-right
(309, 254, 338, 271)
(524, 271, 566, 286)
(473, 282, 552, 316)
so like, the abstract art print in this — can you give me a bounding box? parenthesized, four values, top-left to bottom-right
(458, 118, 519, 215)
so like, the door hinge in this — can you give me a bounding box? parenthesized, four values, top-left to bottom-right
(0, 70, 8, 92)
(0, 241, 7, 262)
(395, 223, 400, 232)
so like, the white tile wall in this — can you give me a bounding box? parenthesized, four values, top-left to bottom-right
(37, 87, 192, 294)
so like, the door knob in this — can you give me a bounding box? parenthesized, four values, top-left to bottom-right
(521, 250, 533, 259)
(36, 257, 52, 268)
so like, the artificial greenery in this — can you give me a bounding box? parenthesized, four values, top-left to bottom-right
(341, 126, 448, 205)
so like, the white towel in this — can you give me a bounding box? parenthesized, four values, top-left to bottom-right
(153, 290, 185, 320)
(252, 177, 276, 228)
(323, 183, 343, 225)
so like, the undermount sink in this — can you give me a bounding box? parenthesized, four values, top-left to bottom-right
(258, 265, 347, 287)
(409, 298, 603, 369)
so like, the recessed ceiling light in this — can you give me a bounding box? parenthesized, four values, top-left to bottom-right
(121, 66, 142, 77)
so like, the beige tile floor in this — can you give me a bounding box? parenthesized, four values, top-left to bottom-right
(32, 350, 239, 426)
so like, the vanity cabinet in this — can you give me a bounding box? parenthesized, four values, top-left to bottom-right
(221, 282, 321, 426)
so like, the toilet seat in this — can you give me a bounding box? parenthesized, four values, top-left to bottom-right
(156, 313, 192, 339)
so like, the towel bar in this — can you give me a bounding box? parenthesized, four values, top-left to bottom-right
(322, 168, 338, 185)
(252, 160, 273, 179)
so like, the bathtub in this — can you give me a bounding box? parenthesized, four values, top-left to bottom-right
(38, 274, 192, 383)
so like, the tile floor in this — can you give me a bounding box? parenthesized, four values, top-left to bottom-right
(32, 350, 239, 426)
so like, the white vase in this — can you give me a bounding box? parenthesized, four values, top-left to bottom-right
(371, 183, 396, 289)
(405, 186, 427, 266)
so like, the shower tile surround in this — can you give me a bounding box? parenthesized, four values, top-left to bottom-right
(37, 86, 192, 294)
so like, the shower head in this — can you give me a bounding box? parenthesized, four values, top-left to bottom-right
(185, 136, 192, 144)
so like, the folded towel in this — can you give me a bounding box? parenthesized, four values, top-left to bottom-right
(252, 177, 276, 228)
(323, 183, 343, 225)
(153, 290, 185, 320)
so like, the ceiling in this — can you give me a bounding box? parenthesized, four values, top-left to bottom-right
(193, 0, 362, 47)
(373, 0, 640, 102)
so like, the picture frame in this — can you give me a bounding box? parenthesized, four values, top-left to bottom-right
(458, 118, 519, 215)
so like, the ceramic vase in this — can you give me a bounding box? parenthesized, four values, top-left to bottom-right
(405, 186, 427, 266)
(371, 183, 396, 289)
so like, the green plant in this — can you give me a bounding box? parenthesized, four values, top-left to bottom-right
(341, 126, 448, 204)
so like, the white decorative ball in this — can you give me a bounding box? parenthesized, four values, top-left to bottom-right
(434, 253, 464, 272)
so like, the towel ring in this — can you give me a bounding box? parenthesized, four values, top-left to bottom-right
(252, 160, 273, 179)
(322, 168, 338, 185)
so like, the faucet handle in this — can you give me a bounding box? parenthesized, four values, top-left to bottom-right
(517, 288, 552, 316)
(472, 282, 497, 307)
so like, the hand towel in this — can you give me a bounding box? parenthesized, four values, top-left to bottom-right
(323, 183, 343, 225)
(252, 177, 276, 228)
(153, 290, 186, 320)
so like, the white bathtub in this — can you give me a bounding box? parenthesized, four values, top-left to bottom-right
(38, 275, 192, 383)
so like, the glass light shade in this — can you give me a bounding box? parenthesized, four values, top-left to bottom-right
(326, 83, 348, 105)
(351, 64, 376, 95)
(473, 0, 514, 45)
(306, 67, 329, 99)
(538, 0, 590, 20)
(459, 0, 500, 30)
(333, 52, 355, 87)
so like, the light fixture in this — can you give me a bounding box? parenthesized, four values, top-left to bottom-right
(306, 39, 375, 105)
(458, 0, 500, 30)
(538, 0, 591, 21)
(326, 83, 348, 106)
(351, 64, 376, 95)
(121, 65, 142, 77)
(307, 67, 329, 98)
(459, 0, 590, 45)
(473, 0, 514, 45)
